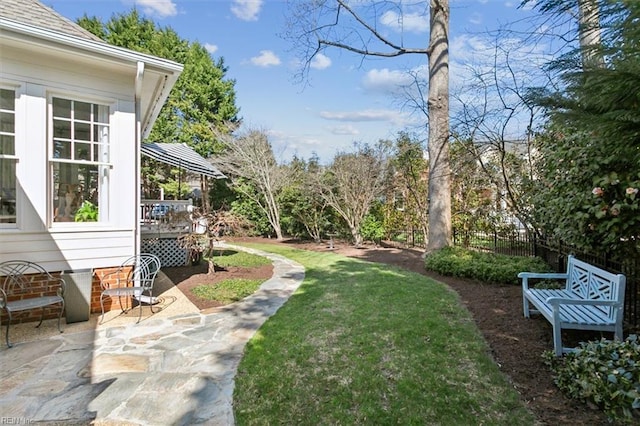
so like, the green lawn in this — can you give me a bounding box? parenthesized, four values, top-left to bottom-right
(232, 243, 535, 425)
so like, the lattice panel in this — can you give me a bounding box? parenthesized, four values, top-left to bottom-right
(589, 272, 618, 320)
(588, 273, 615, 300)
(141, 237, 188, 267)
(569, 266, 589, 298)
(569, 262, 620, 321)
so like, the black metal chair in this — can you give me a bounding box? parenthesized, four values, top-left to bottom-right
(99, 254, 161, 324)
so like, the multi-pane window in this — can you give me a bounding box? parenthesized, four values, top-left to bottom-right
(51, 97, 110, 223)
(0, 88, 16, 225)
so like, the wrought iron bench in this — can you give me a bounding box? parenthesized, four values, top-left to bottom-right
(519, 255, 626, 356)
(0, 260, 66, 347)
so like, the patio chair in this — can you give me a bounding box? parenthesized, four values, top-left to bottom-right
(99, 253, 161, 324)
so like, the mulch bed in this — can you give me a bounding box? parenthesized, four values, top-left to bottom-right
(163, 259, 273, 310)
(166, 237, 611, 425)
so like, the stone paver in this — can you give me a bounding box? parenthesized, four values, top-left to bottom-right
(0, 245, 304, 425)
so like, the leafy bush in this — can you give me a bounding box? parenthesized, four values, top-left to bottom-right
(424, 246, 551, 285)
(360, 213, 385, 244)
(543, 335, 640, 423)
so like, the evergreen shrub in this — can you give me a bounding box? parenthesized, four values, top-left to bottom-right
(424, 246, 550, 285)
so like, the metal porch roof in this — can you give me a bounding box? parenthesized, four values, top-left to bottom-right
(141, 143, 226, 179)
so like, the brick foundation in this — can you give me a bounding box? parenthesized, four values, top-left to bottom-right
(91, 266, 135, 314)
(0, 271, 64, 325)
(1, 266, 135, 325)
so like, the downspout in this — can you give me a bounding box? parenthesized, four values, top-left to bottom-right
(134, 61, 145, 258)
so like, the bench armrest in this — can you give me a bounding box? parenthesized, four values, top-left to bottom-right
(519, 272, 567, 290)
(518, 272, 567, 279)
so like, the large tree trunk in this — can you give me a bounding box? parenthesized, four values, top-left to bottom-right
(427, 0, 451, 252)
(578, 0, 604, 69)
(350, 225, 363, 248)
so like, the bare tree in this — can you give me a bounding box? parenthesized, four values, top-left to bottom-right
(316, 142, 390, 248)
(177, 208, 252, 274)
(449, 39, 547, 233)
(285, 0, 451, 251)
(212, 128, 290, 240)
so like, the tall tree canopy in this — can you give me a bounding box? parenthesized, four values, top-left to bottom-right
(531, 1, 640, 257)
(78, 10, 239, 208)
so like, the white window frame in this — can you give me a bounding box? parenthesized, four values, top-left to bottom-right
(48, 93, 113, 227)
(0, 85, 18, 229)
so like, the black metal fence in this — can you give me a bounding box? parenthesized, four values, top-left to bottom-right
(452, 229, 640, 330)
(385, 228, 639, 328)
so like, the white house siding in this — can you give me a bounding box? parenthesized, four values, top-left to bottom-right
(0, 42, 140, 270)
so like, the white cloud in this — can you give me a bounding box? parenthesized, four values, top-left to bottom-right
(126, 0, 177, 18)
(361, 68, 416, 93)
(266, 130, 328, 162)
(469, 12, 483, 25)
(310, 53, 332, 70)
(329, 125, 359, 136)
(320, 109, 406, 125)
(250, 50, 281, 67)
(204, 43, 218, 54)
(380, 11, 428, 33)
(449, 34, 493, 63)
(231, 0, 263, 21)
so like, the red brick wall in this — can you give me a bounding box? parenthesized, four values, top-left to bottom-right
(1, 266, 135, 325)
(0, 271, 65, 325)
(91, 266, 134, 314)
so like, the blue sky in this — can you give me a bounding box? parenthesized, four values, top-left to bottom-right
(46, 0, 549, 163)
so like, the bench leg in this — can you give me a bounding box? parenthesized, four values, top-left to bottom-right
(614, 323, 623, 341)
(5, 311, 12, 348)
(36, 306, 45, 328)
(521, 278, 531, 318)
(552, 314, 563, 356)
(100, 293, 107, 324)
(522, 295, 531, 318)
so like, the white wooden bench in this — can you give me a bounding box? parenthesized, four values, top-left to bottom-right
(519, 255, 626, 356)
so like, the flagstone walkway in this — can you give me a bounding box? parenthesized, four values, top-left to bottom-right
(0, 246, 304, 425)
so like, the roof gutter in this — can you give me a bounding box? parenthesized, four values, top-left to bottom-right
(134, 62, 145, 258)
(0, 18, 183, 72)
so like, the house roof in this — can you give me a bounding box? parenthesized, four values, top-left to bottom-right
(141, 143, 227, 179)
(0, 0, 183, 140)
(0, 0, 103, 42)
